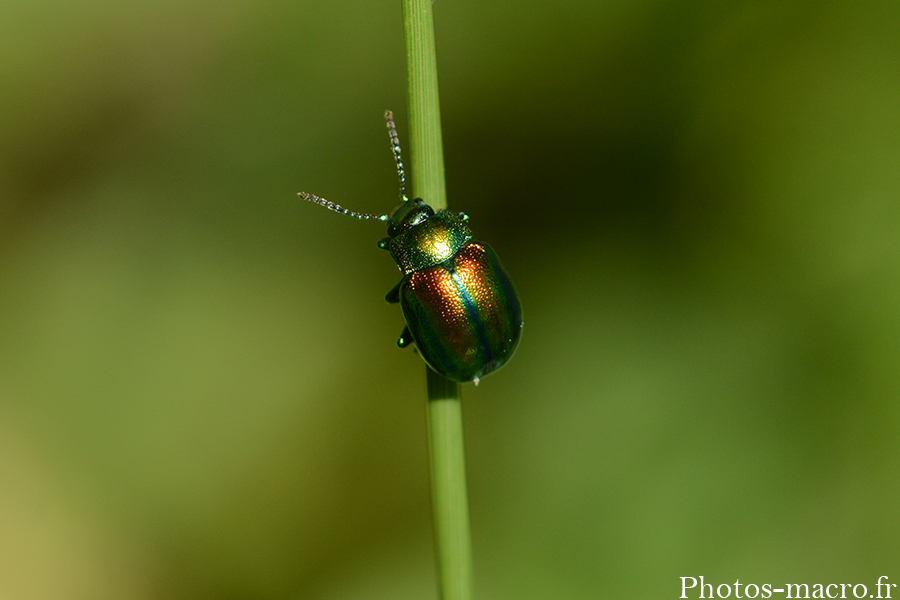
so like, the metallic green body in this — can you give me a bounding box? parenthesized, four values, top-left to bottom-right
(381, 201, 523, 383)
(300, 114, 521, 382)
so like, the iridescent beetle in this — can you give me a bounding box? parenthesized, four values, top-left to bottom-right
(299, 112, 522, 384)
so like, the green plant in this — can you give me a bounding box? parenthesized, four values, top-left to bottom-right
(401, 0, 473, 598)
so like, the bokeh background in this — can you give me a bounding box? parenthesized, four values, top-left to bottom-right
(2, 1, 899, 598)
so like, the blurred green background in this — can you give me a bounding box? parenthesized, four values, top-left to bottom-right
(2, 1, 899, 598)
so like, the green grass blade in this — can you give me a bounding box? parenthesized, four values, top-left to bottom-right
(401, 0, 473, 598)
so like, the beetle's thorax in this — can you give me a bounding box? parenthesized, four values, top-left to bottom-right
(383, 202, 473, 275)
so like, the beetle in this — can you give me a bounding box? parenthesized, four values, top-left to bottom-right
(299, 111, 522, 384)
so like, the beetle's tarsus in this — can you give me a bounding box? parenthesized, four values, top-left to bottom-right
(397, 325, 414, 348)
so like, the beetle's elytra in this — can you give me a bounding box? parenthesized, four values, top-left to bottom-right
(299, 111, 522, 384)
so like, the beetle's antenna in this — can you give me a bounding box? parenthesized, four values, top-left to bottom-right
(298, 192, 388, 221)
(385, 110, 408, 203)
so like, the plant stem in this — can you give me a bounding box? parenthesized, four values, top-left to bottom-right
(425, 369, 472, 600)
(402, 0, 447, 211)
(401, 1, 473, 599)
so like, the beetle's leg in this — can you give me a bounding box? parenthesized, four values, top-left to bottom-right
(397, 325, 414, 348)
(385, 282, 401, 304)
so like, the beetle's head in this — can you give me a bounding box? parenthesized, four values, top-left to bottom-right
(387, 198, 434, 237)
